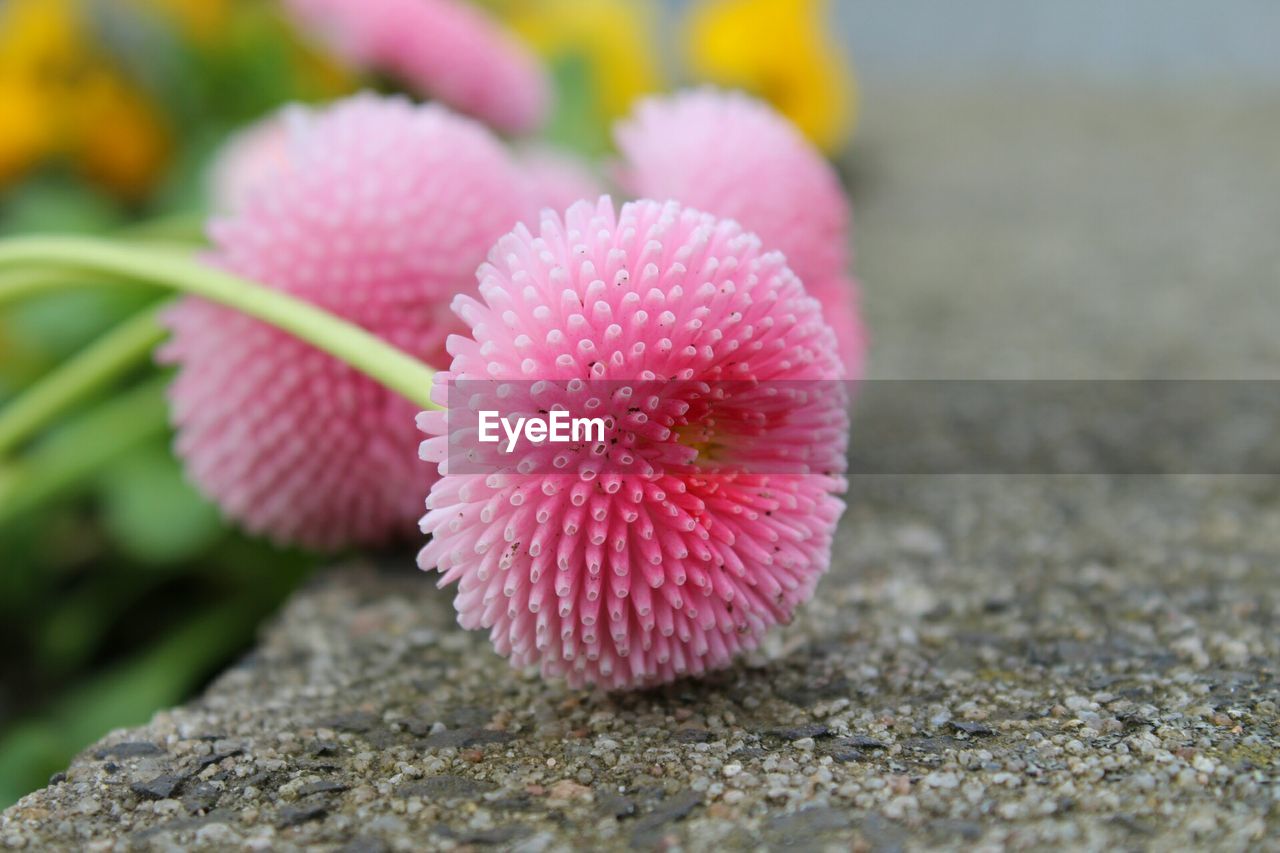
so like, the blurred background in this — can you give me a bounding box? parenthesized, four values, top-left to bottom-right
(1, 0, 1278, 807)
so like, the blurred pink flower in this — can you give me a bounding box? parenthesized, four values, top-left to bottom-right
(285, 0, 550, 134)
(615, 88, 866, 377)
(418, 198, 849, 689)
(206, 109, 293, 211)
(162, 94, 534, 550)
(809, 276, 868, 380)
(516, 144, 604, 215)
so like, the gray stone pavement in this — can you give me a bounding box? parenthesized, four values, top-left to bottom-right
(3, 87, 1278, 851)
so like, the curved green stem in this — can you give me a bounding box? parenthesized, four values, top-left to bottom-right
(0, 306, 168, 456)
(0, 236, 437, 408)
(0, 378, 170, 527)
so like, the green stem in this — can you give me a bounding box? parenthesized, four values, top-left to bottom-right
(0, 306, 168, 456)
(0, 378, 170, 527)
(0, 236, 437, 408)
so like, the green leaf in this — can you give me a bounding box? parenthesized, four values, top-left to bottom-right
(0, 723, 65, 809)
(99, 444, 225, 565)
(0, 176, 125, 236)
(8, 289, 156, 364)
(545, 53, 611, 156)
(0, 378, 171, 529)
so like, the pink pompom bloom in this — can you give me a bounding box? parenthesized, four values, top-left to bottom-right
(418, 198, 849, 689)
(206, 110, 293, 211)
(285, 0, 549, 134)
(615, 88, 866, 376)
(162, 94, 533, 550)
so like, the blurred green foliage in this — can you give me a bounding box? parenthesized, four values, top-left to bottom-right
(0, 363, 317, 805)
(0, 0, 348, 808)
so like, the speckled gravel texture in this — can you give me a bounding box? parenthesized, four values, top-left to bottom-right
(4, 87, 1279, 851)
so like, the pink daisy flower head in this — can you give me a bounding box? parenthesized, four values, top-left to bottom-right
(615, 88, 865, 375)
(206, 110, 293, 211)
(162, 94, 534, 550)
(418, 197, 849, 689)
(285, 0, 550, 134)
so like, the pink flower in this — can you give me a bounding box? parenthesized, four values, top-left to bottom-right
(418, 198, 849, 689)
(809, 276, 868, 380)
(285, 0, 549, 134)
(615, 89, 866, 376)
(206, 109, 294, 211)
(162, 94, 534, 550)
(516, 145, 604, 215)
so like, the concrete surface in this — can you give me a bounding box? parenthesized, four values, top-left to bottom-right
(2, 87, 1278, 851)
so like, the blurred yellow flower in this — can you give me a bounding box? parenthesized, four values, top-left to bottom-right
(0, 0, 77, 184)
(0, 0, 170, 199)
(498, 0, 663, 121)
(685, 0, 856, 152)
(0, 74, 51, 185)
(131, 0, 234, 43)
(67, 68, 172, 200)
